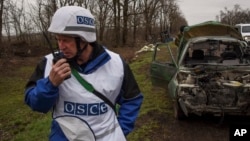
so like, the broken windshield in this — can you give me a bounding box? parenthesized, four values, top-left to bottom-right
(181, 38, 247, 67)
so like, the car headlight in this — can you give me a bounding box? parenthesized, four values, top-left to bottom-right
(244, 36, 250, 40)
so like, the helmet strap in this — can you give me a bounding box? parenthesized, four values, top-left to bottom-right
(58, 37, 89, 69)
(75, 37, 88, 58)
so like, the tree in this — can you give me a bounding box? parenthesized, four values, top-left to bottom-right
(140, 0, 161, 40)
(1, 0, 187, 51)
(0, 0, 4, 45)
(95, 0, 111, 43)
(122, 0, 129, 45)
(219, 4, 250, 25)
(112, 0, 121, 47)
(0, 0, 9, 59)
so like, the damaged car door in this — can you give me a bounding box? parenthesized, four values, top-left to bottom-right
(150, 43, 177, 89)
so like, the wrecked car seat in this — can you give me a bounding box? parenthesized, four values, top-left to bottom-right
(192, 49, 204, 60)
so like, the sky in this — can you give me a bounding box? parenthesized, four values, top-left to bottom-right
(177, 0, 250, 25)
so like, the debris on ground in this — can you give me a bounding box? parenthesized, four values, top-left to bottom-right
(132, 44, 160, 61)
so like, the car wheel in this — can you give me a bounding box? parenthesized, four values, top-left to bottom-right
(174, 99, 186, 120)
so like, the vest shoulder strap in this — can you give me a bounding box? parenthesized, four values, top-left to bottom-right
(71, 68, 117, 114)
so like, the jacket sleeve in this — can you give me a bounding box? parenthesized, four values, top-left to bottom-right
(117, 60, 143, 136)
(24, 57, 59, 113)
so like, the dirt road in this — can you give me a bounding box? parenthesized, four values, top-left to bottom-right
(135, 107, 250, 141)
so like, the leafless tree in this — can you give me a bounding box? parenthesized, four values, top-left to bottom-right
(0, 0, 5, 57)
(121, 0, 129, 45)
(112, 0, 121, 47)
(139, 0, 161, 40)
(219, 4, 250, 25)
(9, 0, 22, 40)
(0, 0, 4, 44)
(1, 0, 187, 51)
(95, 0, 111, 43)
(3, 4, 11, 42)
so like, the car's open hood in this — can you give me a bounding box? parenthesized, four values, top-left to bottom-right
(176, 21, 243, 48)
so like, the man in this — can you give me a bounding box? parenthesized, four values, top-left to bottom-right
(24, 6, 143, 141)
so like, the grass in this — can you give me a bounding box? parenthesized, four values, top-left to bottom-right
(129, 51, 171, 114)
(0, 45, 172, 141)
(0, 66, 51, 141)
(126, 50, 172, 141)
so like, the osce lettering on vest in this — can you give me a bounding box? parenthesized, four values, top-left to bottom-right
(64, 101, 108, 116)
(76, 16, 94, 26)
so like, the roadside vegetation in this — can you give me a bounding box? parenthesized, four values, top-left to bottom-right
(0, 45, 172, 141)
(0, 62, 51, 141)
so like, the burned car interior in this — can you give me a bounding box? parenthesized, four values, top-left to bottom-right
(183, 39, 245, 66)
(176, 39, 250, 118)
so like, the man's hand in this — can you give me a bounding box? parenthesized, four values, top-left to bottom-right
(49, 58, 71, 86)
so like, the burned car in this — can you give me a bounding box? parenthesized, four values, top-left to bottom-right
(150, 21, 250, 119)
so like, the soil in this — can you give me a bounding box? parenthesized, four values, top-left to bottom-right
(135, 108, 250, 141)
(2, 46, 250, 141)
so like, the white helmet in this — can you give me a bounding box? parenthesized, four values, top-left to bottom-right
(48, 6, 96, 42)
